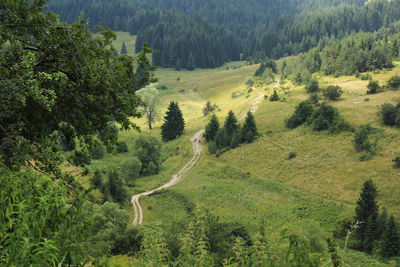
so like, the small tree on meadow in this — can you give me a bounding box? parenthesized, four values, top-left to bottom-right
(120, 42, 127, 55)
(224, 111, 239, 138)
(285, 101, 315, 129)
(378, 103, 398, 126)
(241, 111, 258, 143)
(323, 85, 343, 101)
(205, 114, 219, 142)
(136, 83, 160, 130)
(367, 80, 380, 94)
(306, 78, 319, 93)
(269, 90, 280, 101)
(161, 101, 185, 141)
(387, 75, 400, 90)
(134, 134, 162, 176)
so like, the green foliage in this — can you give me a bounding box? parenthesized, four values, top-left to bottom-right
(161, 101, 185, 141)
(0, 168, 90, 265)
(269, 90, 280, 101)
(245, 77, 255, 87)
(310, 103, 348, 132)
(288, 151, 297, 160)
(361, 73, 372, 80)
(134, 134, 162, 176)
(120, 41, 127, 55)
(215, 128, 230, 150)
(306, 78, 319, 93)
(387, 75, 400, 90)
(187, 52, 196, 71)
(353, 124, 379, 159)
(89, 138, 106, 160)
(323, 85, 343, 101)
(224, 111, 239, 138)
(255, 59, 277, 76)
(354, 179, 379, 253)
(205, 114, 220, 142)
(327, 237, 342, 267)
(208, 141, 218, 154)
(380, 215, 400, 258)
(107, 170, 127, 203)
(91, 170, 104, 189)
(136, 83, 160, 130)
(241, 111, 258, 143)
(203, 101, 217, 116)
(309, 93, 321, 106)
(116, 141, 129, 153)
(393, 155, 400, 168)
(378, 103, 399, 127)
(285, 101, 315, 129)
(367, 80, 381, 94)
(121, 157, 142, 185)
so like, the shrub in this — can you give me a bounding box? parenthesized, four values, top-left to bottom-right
(91, 170, 103, 189)
(308, 93, 321, 106)
(367, 80, 380, 94)
(311, 103, 339, 131)
(134, 134, 162, 176)
(116, 141, 128, 153)
(230, 131, 242, 148)
(245, 77, 255, 87)
(269, 90, 280, 101)
(122, 157, 142, 185)
(378, 103, 397, 126)
(288, 151, 297, 160)
(89, 139, 105, 160)
(305, 78, 319, 93)
(353, 124, 375, 152)
(323, 85, 343, 101)
(360, 73, 371, 80)
(156, 84, 168, 90)
(285, 101, 314, 129)
(393, 156, 400, 168)
(387, 75, 400, 90)
(215, 128, 230, 149)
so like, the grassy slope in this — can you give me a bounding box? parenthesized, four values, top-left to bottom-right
(98, 33, 400, 265)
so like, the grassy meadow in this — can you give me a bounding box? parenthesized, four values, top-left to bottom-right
(89, 32, 400, 265)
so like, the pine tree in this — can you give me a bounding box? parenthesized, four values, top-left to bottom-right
(354, 179, 379, 252)
(224, 110, 239, 138)
(205, 114, 219, 142)
(161, 101, 185, 141)
(120, 41, 127, 55)
(241, 111, 258, 143)
(380, 215, 400, 258)
(269, 90, 280, 101)
(187, 52, 195, 70)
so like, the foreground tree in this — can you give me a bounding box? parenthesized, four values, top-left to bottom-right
(354, 179, 379, 253)
(380, 215, 400, 258)
(224, 111, 239, 138)
(161, 102, 185, 141)
(136, 83, 160, 130)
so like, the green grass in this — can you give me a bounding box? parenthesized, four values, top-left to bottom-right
(113, 31, 136, 56)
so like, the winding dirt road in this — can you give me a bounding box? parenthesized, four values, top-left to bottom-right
(131, 129, 204, 226)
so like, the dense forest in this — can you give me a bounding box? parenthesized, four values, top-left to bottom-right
(47, 0, 400, 68)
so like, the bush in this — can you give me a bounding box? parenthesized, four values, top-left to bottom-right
(134, 134, 162, 176)
(367, 80, 380, 94)
(122, 157, 142, 185)
(311, 103, 340, 131)
(323, 85, 343, 101)
(89, 139, 105, 160)
(353, 124, 375, 152)
(230, 131, 242, 148)
(393, 156, 400, 168)
(308, 93, 321, 106)
(156, 84, 168, 90)
(361, 73, 371, 80)
(288, 151, 297, 160)
(285, 101, 314, 129)
(378, 103, 398, 126)
(269, 90, 280, 101)
(91, 170, 103, 189)
(305, 78, 319, 93)
(387, 75, 400, 90)
(116, 141, 128, 153)
(245, 77, 255, 87)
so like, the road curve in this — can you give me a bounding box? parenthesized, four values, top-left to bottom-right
(131, 129, 204, 226)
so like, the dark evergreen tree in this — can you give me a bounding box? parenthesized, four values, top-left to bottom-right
(161, 101, 185, 141)
(175, 58, 182, 71)
(120, 42, 127, 55)
(380, 215, 400, 258)
(215, 128, 230, 149)
(269, 90, 280, 101)
(306, 78, 319, 93)
(354, 179, 379, 252)
(205, 114, 219, 142)
(241, 111, 258, 143)
(187, 52, 195, 71)
(285, 101, 315, 129)
(223, 111, 239, 138)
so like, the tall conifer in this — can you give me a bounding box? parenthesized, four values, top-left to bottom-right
(241, 111, 258, 143)
(161, 101, 185, 141)
(205, 114, 219, 142)
(380, 215, 400, 258)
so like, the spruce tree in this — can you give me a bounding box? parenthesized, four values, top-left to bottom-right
(224, 110, 239, 138)
(120, 41, 128, 55)
(187, 52, 195, 70)
(161, 101, 185, 141)
(380, 215, 400, 258)
(241, 111, 258, 143)
(354, 179, 379, 252)
(175, 58, 182, 71)
(205, 114, 219, 142)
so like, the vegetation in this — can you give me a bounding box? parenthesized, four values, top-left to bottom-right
(161, 102, 185, 141)
(323, 86, 343, 101)
(136, 83, 160, 130)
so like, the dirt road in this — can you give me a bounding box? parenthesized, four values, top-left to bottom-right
(131, 129, 204, 226)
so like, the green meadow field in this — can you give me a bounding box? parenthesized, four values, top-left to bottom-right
(92, 32, 400, 266)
